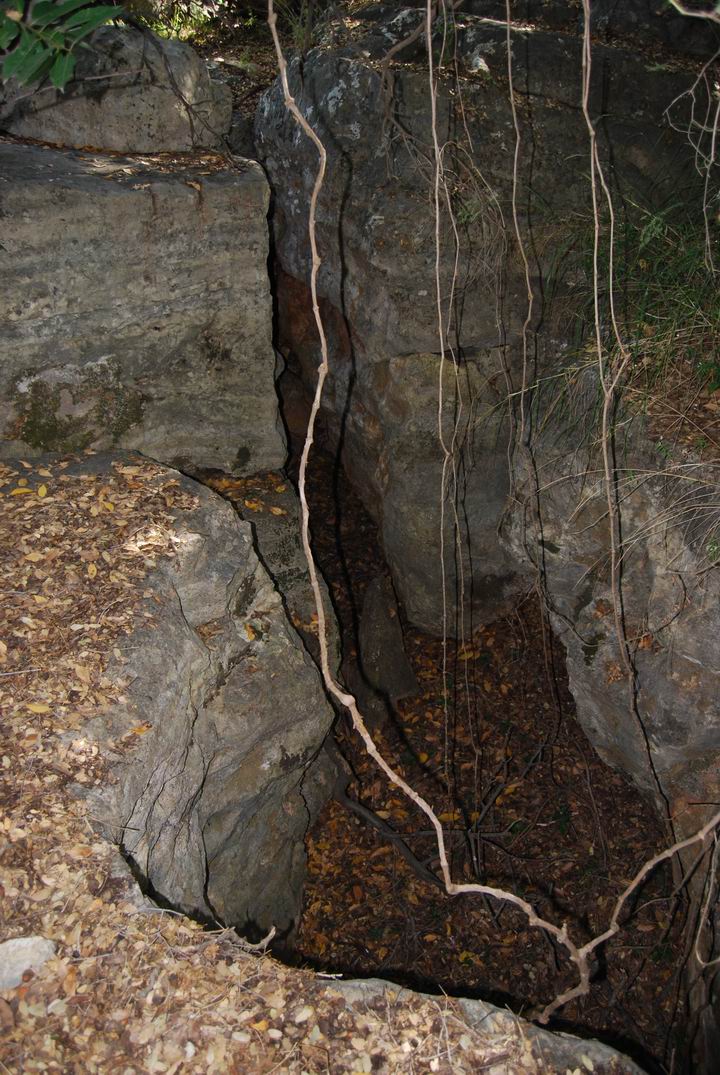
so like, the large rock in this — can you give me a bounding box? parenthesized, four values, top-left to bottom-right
(0, 26, 232, 152)
(81, 454, 336, 935)
(503, 434, 720, 827)
(0, 141, 285, 475)
(257, 7, 702, 632)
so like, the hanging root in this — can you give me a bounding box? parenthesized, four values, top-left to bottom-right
(267, 0, 720, 1028)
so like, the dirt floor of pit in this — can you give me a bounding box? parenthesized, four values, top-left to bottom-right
(287, 448, 687, 1075)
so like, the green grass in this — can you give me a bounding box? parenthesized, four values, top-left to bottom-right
(558, 202, 720, 395)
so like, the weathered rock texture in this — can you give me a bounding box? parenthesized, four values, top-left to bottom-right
(0, 141, 285, 474)
(257, 5, 704, 634)
(504, 434, 720, 821)
(0, 27, 232, 152)
(82, 454, 335, 935)
(0, 937, 56, 991)
(344, 573, 419, 726)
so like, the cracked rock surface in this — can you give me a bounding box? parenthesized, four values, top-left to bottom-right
(84, 456, 335, 935)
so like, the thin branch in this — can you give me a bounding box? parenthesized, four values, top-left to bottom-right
(665, 0, 720, 24)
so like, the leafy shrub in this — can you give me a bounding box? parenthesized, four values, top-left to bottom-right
(1, 1, 123, 89)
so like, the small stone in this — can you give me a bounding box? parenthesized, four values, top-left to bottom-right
(267, 1028, 283, 1041)
(294, 1005, 314, 1024)
(0, 936, 56, 989)
(307, 1025, 322, 1043)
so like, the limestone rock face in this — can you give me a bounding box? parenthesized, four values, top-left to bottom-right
(256, 8, 698, 633)
(0, 141, 285, 475)
(84, 457, 335, 935)
(0, 27, 232, 153)
(503, 443, 720, 827)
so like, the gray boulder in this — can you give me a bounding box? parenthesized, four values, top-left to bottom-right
(0, 26, 232, 152)
(503, 439, 720, 827)
(0, 937, 56, 990)
(256, 9, 699, 633)
(82, 455, 336, 935)
(0, 141, 285, 475)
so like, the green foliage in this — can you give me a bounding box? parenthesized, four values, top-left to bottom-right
(554, 202, 720, 396)
(1, 0, 123, 89)
(127, 0, 223, 40)
(273, 0, 334, 53)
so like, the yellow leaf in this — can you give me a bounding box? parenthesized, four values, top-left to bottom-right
(37, 484, 47, 498)
(251, 1020, 268, 1032)
(26, 702, 51, 713)
(24, 551, 44, 562)
(269, 506, 287, 516)
(438, 811, 460, 823)
(130, 722, 152, 735)
(418, 752, 429, 763)
(37, 468, 52, 478)
(243, 499, 262, 511)
(245, 623, 256, 641)
(103, 501, 114, 512)
(62, 966, 78, 996)
(11, 487, 33, 495)
(423, 933, 440, 942)
(274, 484, 287, 493)
(87, 563, 97, 579)
(74, 664, 91, 685)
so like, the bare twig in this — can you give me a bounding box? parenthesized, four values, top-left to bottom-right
(665, 0, 720, 24)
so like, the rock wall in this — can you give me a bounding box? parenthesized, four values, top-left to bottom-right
(80, 453, 336, 935)
(503, 432, 720, 822)
(255, 4, 720, 801)
(0, 141, 285, 474)
(256, 5, 702, 633)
